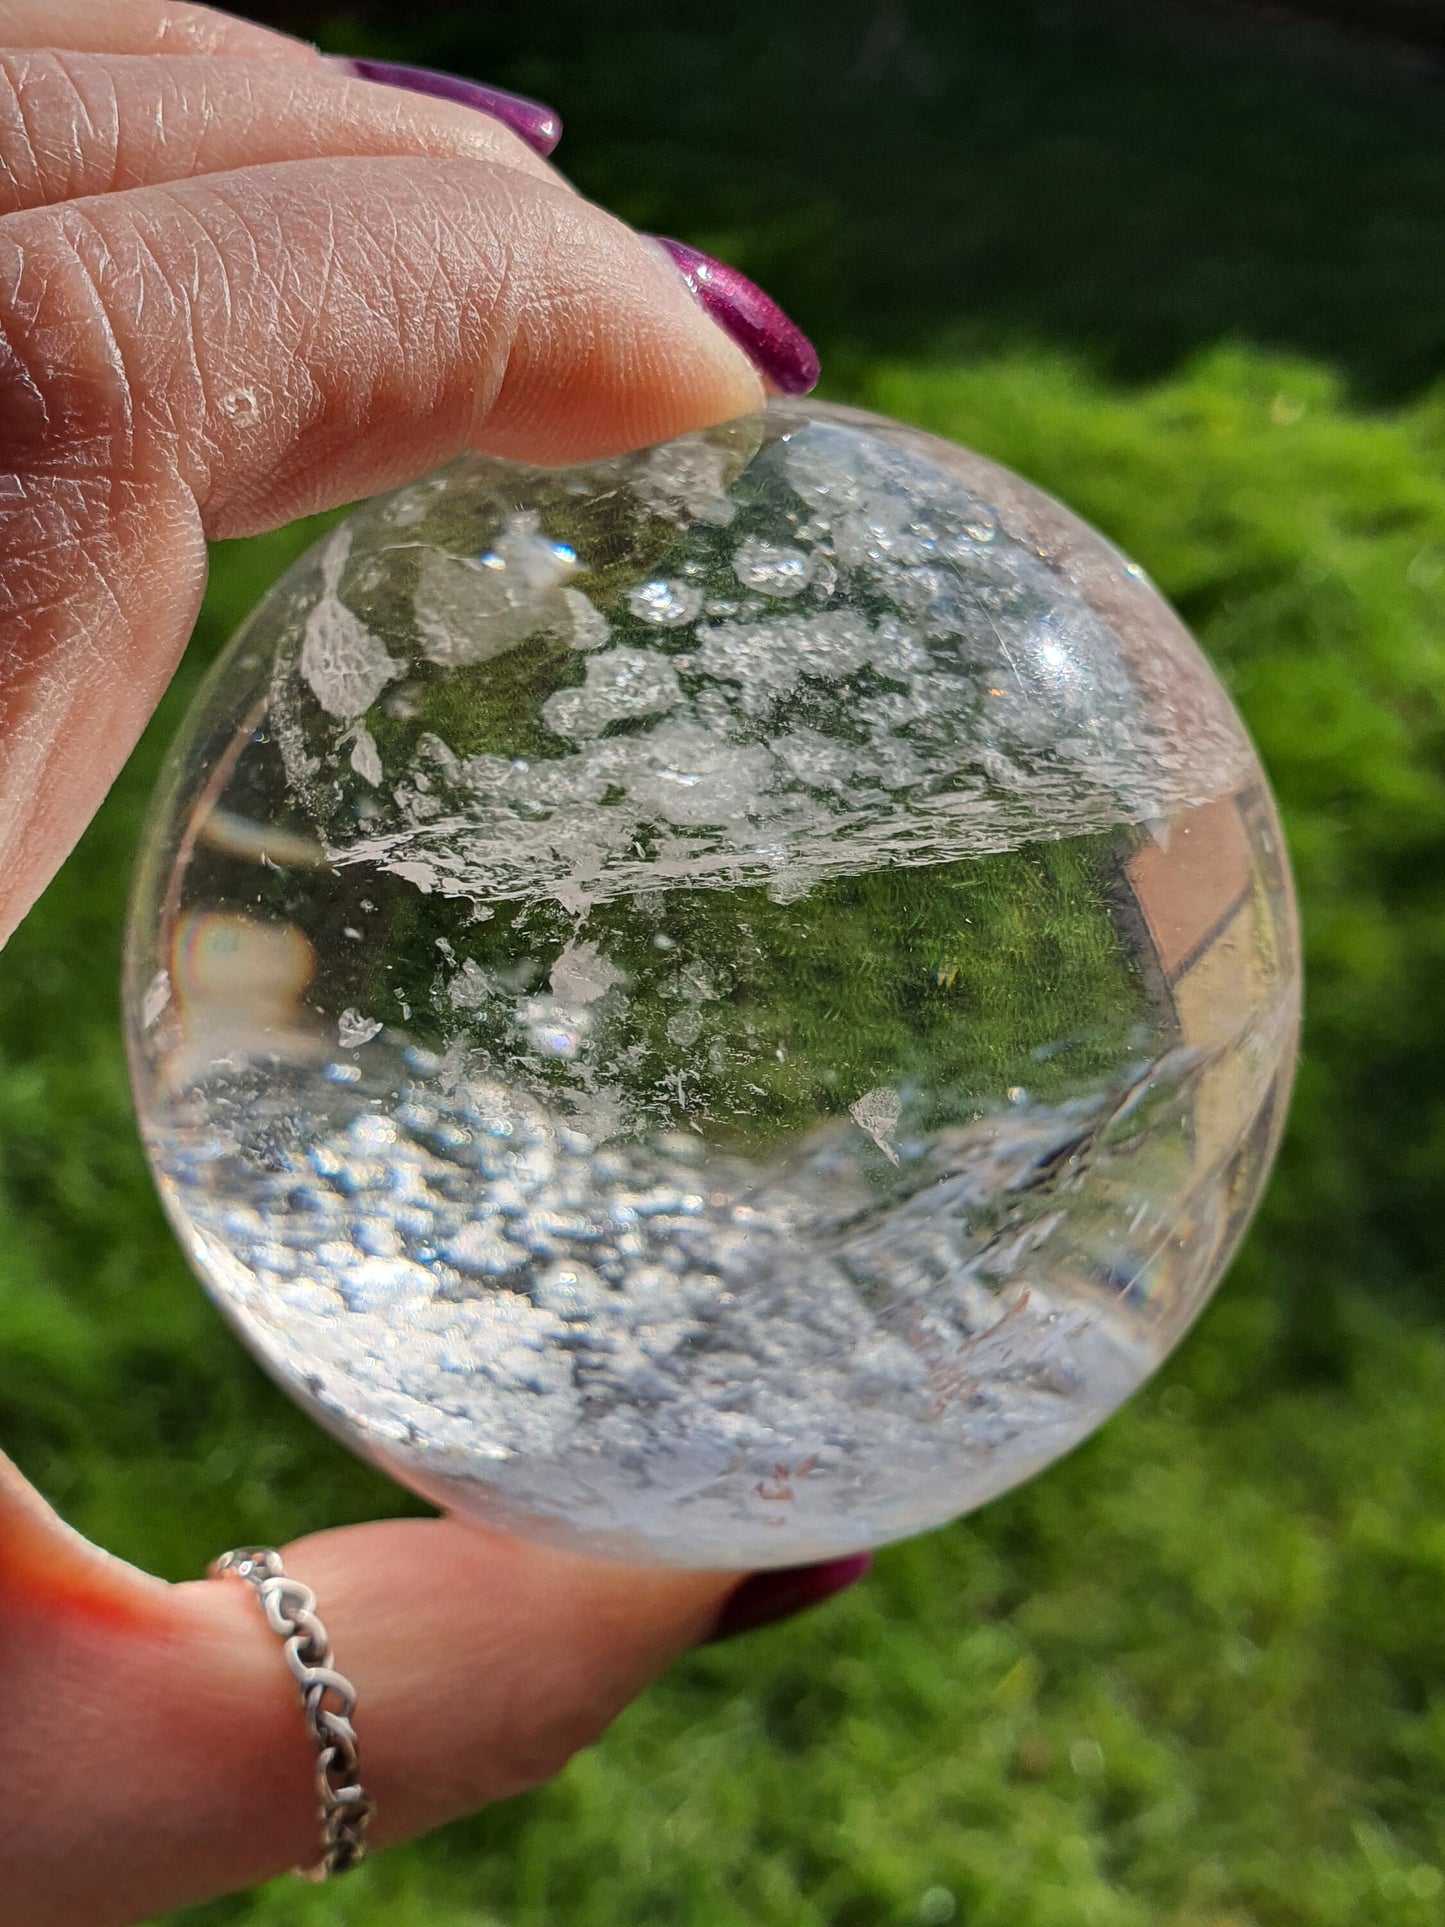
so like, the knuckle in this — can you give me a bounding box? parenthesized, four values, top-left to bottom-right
(0, 205, 140, 480)
(0, 52, 125, 211)
(0, 55, 43, 209)
(0, 217, 137, 654)
(360, 89, 561, 185)
(0, 188, 271, 514)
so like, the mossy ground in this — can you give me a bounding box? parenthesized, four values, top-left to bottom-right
(4, 2, 1445, 1922)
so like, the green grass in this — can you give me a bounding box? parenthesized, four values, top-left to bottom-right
(4, 1, 1445, 1921)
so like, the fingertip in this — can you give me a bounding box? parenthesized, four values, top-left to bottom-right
(478, 210, 767, 465)
(330, 57, 563, 157)
(649, 236, 821, 398)
(707, 1554, 874, 1642)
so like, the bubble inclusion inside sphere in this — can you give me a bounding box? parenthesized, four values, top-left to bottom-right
(125, 402, 1299, 1569)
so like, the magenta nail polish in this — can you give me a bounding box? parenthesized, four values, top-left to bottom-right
(334, 58, 562, 157)
(652, 238, 821, 397)
(707, 1553, 872, 1643)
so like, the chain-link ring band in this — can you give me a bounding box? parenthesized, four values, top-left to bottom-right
(210, 1547, 375, 1881)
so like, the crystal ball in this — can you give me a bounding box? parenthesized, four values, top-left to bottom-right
(125, 401, 1299, 1568)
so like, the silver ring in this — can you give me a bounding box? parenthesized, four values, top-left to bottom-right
(211, 1546, 375, 1881)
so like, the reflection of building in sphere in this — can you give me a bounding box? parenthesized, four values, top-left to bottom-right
(1127, 790, 1284, 1169)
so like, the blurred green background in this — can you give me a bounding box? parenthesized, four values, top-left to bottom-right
(5, 1, 1445, 1920)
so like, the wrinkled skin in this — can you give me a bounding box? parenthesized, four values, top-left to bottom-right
(0, 5, 772, 1919)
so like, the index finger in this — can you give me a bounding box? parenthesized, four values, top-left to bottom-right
(0, 155, 775, 950)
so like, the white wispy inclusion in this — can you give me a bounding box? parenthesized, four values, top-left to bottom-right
(302, 419, 1249, 918)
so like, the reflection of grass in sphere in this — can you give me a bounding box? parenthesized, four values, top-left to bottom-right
(421, 834, 1156, 1155)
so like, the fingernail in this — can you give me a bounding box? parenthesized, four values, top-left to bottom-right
(706, 1553, 872, 1643)
(333, 58, 562, 157)
(650, 237, 821, 397)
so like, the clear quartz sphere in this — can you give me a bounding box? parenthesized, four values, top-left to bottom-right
(125, 402, 1299, 1569)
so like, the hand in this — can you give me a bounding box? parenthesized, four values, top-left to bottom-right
(0, 7, 859, 1921)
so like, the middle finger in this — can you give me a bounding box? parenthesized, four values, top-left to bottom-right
(0, 49, 568, 215)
